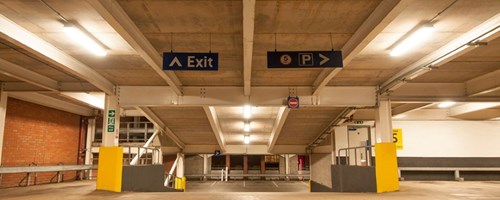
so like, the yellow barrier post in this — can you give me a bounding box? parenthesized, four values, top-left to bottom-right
(375, 143, 400, 193)
(182, 177, 186, 192)
(96, 147, 123, 192)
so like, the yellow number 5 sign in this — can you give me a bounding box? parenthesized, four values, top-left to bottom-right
(392, 128, 403, 150)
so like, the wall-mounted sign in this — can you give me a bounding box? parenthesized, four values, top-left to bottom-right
(287, 96, 300, 109)
(267, 51, 343, 68)
(163, 52, 218, 71)
(392, 128, 403, 150)
(107, 109, 116, 132)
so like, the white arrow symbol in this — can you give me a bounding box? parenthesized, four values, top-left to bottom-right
(319, 53, 330, 66)
(168, 57, 182, 67)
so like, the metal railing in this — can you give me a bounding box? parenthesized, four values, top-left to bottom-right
(95, 122, 155, 143)
(337, 145, 374, 166)
(122, 146, 162, 165)
(18, 162, 37, 187)
(0, 163, 96, 187)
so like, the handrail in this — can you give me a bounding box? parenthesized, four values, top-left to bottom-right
(0, 165, 96, 174)
(337, 145, 374, 166)
(121, 145, 161, 165)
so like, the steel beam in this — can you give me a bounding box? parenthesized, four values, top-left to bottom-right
(312, 0, 409, 96)
(8, 92, 94, 116)
(135, 106, 185, 149)
(267, 107, 290, 152)
(243, 0, 256, 96)
(87, 0, 183, 95)
(203, 106, 226, 152)
(0, 14, 115, 95)
(118, 86, 376, 107)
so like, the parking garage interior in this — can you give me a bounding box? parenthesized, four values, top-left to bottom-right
(0, 0, 499, 199)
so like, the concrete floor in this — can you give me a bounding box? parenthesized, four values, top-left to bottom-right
(0, 180, 499, 200)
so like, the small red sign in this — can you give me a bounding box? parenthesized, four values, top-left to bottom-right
(287, 97, 299, 109)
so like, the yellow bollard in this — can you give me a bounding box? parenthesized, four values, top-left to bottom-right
(174, 177, 181, 190)
(182, 177, 186, 192)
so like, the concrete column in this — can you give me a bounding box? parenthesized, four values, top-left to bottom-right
(260, 155, 266, 179)
(0, 90, 7, 167)
(285, 154, 290, 180)
(375, 100, 393, 143)
(176, 153, 184, 178)
(243, 155, 248, 180)
(102, 95, 120, 147)
(202, 154, 209, 180)
(225, 154, 231, 174)
(331, 131, 336, 165)
(85, 118, 95, 178)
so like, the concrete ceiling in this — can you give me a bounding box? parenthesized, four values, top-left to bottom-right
(0, 0, 499, 153)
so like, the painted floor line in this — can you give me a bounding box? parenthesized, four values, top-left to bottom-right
(243, 180, 246, 188)
(210, 181, 218, 187)
(272, 181, 279, 188)
(300, 181, 309, 186)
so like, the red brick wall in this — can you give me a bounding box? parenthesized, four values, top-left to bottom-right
(1, 98, 82, 188)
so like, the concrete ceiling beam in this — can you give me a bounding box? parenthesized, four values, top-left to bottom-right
(242, 0, 256, 96)
(448, 103, 500, 117)
(0, 14, 115, 95)
(0, 58, 59, 92)
(8, 92, 94, 116)
(135, 106, 185, 149)
(267, 107, 290, 152)
(88, 0, 183, 95)
(312, 0, 409, 96)
(380, 14, 500, 94)
(203, 106, 226, 152)
(392, 103, 432, 116)
(466, 69, 500, 97)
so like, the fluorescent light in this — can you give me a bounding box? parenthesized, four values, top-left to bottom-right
(243, 135, 250, 144)
(63, 24, 107, 56)
(243, 105, 252, 119)
(243, 121, 251, 132)
(390, 23, 435, 57)
(438, 101, 456, 108)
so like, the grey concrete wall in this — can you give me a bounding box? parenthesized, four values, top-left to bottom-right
(331, 165, 376, 192)
(310, 153, 332, 191)
(122, 165, 168, 192)
(184, 155, 203, 175)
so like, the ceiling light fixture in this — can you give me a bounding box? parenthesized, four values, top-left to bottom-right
(63, 24, 107, 56)
(392, 114, 407, 119)
(390, 23, 435, 57)
(243, 105, 252, 119)
(438, 101, 456, 108)
(243, 135, 250, 144)
(243, 121, 251, 132)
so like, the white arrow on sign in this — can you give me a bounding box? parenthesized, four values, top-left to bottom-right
(169, 57, 182, 67)
(319, 53, 330, 66)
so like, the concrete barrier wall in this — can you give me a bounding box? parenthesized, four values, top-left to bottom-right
(331, 165, 376, 192)
(310, 153, 332, 192)
(121, 165, 166, 192)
